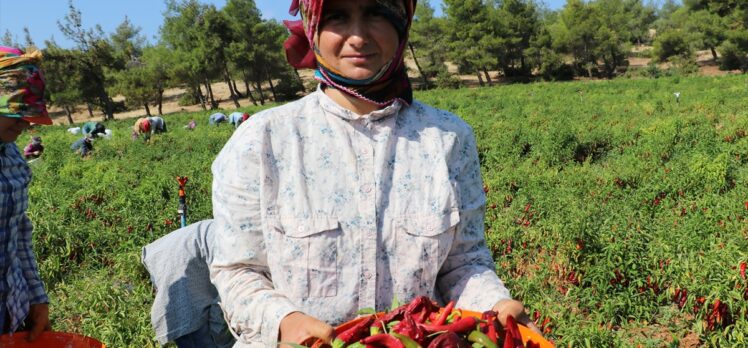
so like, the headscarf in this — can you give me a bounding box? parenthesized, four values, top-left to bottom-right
(284, 0, 417, 107)
(0, 46, 52, 125)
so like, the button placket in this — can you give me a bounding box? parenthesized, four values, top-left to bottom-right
(357, 130, 378, 310)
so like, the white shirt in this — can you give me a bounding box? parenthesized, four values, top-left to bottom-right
(210, 89, 512, 347)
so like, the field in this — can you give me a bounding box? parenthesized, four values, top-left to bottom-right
(18, 74, 748, 347)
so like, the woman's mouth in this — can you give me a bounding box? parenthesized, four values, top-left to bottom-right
(343, 54, 375, 63)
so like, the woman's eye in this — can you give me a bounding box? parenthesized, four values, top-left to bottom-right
(323, 13, 345, 23)
(367, 9, 387, 18)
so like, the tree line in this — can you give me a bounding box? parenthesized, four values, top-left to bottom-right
(2, 0, 747, 123)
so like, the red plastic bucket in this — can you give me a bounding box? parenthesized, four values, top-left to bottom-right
(0, 331, 105, 348)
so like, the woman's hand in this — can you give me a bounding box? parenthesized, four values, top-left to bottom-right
(491, 299, 542, 335)
(279, 311, 335, 347)
(26, 303, 51, 342)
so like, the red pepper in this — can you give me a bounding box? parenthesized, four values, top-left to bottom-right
(504, 315, 523, 348)
(337, 316, 375, 344)
(426, 332, 470, 348)
(373, 305, 408, 330)
(502, 330, 513, 348)
(419, 316, 479, 334)
(393, 313, 427, 346)
(360, 333, 406, 348)
(405, 296, 439, 324)
(434, 301, 456, 326)
(481, 311, 499, 344)
(740, 261, 746, 280)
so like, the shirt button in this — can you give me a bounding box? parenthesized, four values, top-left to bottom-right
(364, 271, 373, 279)
(361, 184, 373, 193)
(360, 148, 369, 155)
(297, 226, 307, 233)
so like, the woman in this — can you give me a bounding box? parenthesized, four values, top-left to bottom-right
(0, 45, 52, 342)
(210, 1, 540, 347)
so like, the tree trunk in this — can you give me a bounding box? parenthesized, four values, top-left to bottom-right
(243, 77, 258, 106)
(294, 69, 306, 92)
(409, 43, 431, 89)
(710, 47, 718, 61)
(254, 80, 265, 105)
(204, 79, 217, 109)
(482, 66, 493, 86)
(476, 69, 485, 87)
(231, 79, 243, 98)
(196, 84, 207, 110)
(156, 88, 164, 115)
(64, 106, 74, 125)
(224, 66, 240, 108)
(266, 70, 277, 102)
(144, 103, 151, 116)
(87, 103, 94, 117)
(102, 95, 114, 120)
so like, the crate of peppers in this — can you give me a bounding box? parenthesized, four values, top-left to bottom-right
(310, 296, 553, 348)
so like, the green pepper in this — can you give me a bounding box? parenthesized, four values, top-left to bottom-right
(347, 342, 366, 348)
(391, 332, 423, 348)
(370, 326, 381, 336)
(468, 330, 497, 348)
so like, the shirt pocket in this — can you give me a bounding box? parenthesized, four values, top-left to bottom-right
(276, 215, 340, 298)
(392, 211, 460, 297)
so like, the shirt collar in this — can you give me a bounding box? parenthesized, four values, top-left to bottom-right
(315, 85, 403, 122)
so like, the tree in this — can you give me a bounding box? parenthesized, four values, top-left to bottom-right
(42, 42, 84, 124)
(110, 16, 146, 66)
(409, 0, 448, 89)
(162, 0, 216, 110)
(57, 1, 117, 119)
(444, 0, 494, 86)
(223, 0, 264, 104)
(140, 45, 176, 115)
(490, 0, 543, 77)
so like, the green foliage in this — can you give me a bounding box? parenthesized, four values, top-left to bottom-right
(718, 40, 748, 71)
(652, 30, 693, 62)
(417, 74, 748, 346)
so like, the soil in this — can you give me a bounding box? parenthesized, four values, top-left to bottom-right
(47, 49, 740, 126)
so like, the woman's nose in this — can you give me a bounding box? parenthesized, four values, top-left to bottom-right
(346, 19, 369, 48)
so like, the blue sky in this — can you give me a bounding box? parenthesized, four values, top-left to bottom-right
(0, 0, 567, 49)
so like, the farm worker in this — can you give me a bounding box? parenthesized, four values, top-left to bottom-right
(81, 121, 106, 138)
(70, 133, 94, 157)
(134, 117, 151, 134)
(208, 112, 227, 125)
(148, 116, 167, 134)
(184, 119, 197, 130)
(23, 136, 44, 159)
(209, 1, 542, 347)
(141, 220, 235, 348)
(228, 112, 249, 128)
(0, 45, 53, 341)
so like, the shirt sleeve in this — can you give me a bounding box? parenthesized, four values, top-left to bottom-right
(436, 128, 512, 312)
(18, 214, 48, 304)
(210, 122, 299, 347)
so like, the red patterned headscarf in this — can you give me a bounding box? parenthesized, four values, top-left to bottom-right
(284, 0, 417, 107)
(0, 46, 52, 125)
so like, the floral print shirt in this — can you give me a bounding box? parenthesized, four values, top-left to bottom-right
(210, 89, 512, 347)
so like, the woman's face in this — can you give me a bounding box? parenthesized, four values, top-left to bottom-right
(318, 0, 400, 80)
(0, 117, 30, 143)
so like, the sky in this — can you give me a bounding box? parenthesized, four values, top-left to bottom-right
(0, 0, 567, 49)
